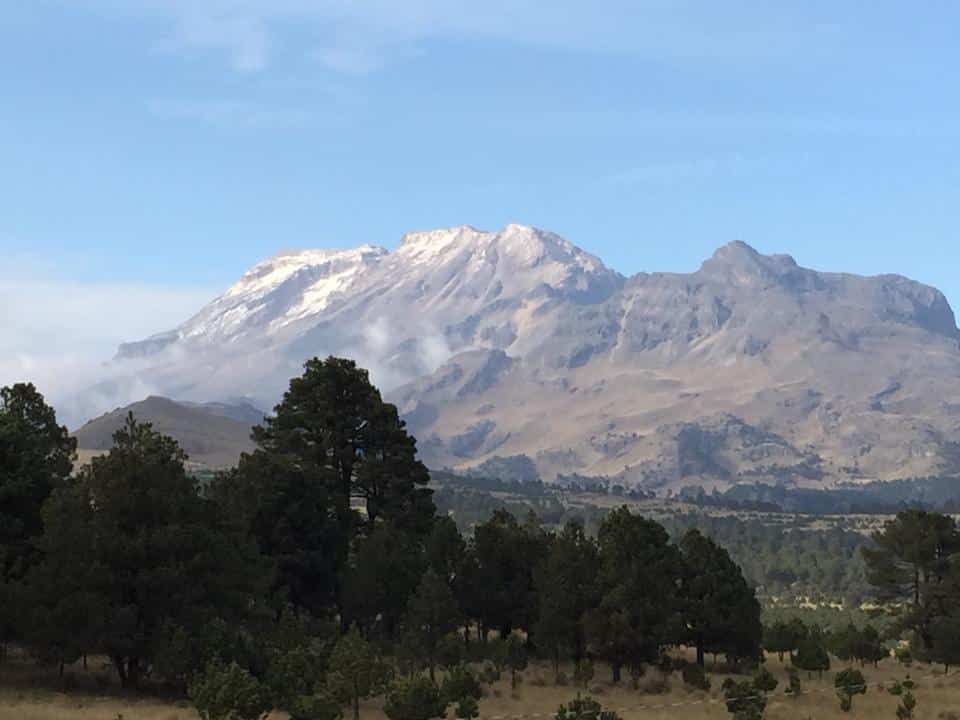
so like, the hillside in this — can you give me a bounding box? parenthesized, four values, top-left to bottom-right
(102, 225, 960, 489)
(73, 396, 263, 468)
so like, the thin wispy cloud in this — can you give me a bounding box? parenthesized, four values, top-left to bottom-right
(90, 0, 848, 74)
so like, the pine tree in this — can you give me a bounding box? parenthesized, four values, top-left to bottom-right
(328, 626, 389, 720)
(402, 569, 461, 681)
(679, 529, 762, 667)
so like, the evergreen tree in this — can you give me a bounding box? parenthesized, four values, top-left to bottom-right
(763, 620, 805, 662)
(0, 383, 75, 647)
(401, 569, 461, 681)
(383, 677, 446, 720)
(794, 629, 831, 679)
(679, 529, 762, 666)
(35, 415, 270, 688)
(534, 520, 599, 671)
(189, 660, 272, 720)
(467, 510, 548, 639)
(863, 510, 959, 648)
(505, 633, 528, 690)
(328, 626, 389, 720)
(834, 668, 866, 712)
(234, 357, 436, 619)
(342, 522, 425, 638)
(929, 614, 960, 674)
(587, 508, 683, 682)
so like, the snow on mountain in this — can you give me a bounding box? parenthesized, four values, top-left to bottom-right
(106, 225, 960, 489)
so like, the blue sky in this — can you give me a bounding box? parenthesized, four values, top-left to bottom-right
(2, 1, 960, 398)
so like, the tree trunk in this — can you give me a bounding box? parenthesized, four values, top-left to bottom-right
(611, 664, 622, 683)
(125, 658, 142, 690)
(113, 656, 129, 688)
(696, 634, 705, 667)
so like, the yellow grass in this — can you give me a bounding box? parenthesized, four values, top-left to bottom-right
(2, 653, 959, 720)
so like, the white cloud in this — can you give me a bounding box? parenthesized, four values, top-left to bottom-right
(0, 264, 214, 428)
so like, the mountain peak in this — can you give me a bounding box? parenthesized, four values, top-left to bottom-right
(699, 240, 800, 283)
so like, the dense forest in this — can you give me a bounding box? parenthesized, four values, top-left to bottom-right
(3, 358, 960, 720)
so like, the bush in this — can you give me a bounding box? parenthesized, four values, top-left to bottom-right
(288, 692, 342, 720)
(785, 667, 801, 698)
(573, 660, 595, 689)
(456, 696, 480, 720)
(721, 678, 766, 720)
(437, 635, 463, 670)
(188, 661, 272, 720)
(895, 647, 913, 666)
(554, 694, 621, 720)
(441, 664, 482, 706)
(752, 667, 777, 693)
(480, 662, 501, 686)
(682, 664, 710, 691)
(834, 668, 866, 713)
(383, 677, 447, 720)
(896, 690, 917, 720)
(555, 671, 569, 687)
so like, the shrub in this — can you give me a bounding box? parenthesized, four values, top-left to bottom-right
(896, 690, 917, 720)
(682, 663, 710, 691)
(441, 664, 482, 706)
(288, 692, 342, 720)
(456, 696, 480, 720)
(721, 678, 766, 720)
(834, 668, 866, 713)
(785, 667, 801, 698)
(555, 671, 569, 687)
(480, 662, 501, 686)
(752, 667, 777, 693)
(188, 661, 272, 720)
(554, 694, 620, 720)
(437, 635, 463, 670)
(383, 677, 447, 720)
(895, 647, 913, 666)
(573, 660, 595, 689)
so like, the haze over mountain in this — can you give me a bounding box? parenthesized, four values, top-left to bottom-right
(108, 225, 960, 489)
(73, 396, 263, 469)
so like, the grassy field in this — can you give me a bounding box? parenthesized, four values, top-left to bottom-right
(2, 653, 958, 720)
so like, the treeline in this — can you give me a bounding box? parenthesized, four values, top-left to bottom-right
(660, 514, 872, 605)
(721, 479, 960, 514)
(435, 480, 875, 605)
(0, 358, 762, 719)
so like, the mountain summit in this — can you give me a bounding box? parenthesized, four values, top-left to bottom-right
(111, 225, 960, 489)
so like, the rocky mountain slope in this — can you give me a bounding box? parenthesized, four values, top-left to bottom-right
(73, 396, 263, 468)
(110, 225, 960, 489)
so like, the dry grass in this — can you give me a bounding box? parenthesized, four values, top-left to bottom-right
(2, 652, 959, 720)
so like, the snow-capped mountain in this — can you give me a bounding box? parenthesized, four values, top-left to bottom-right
(109, 224, 960, 489)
